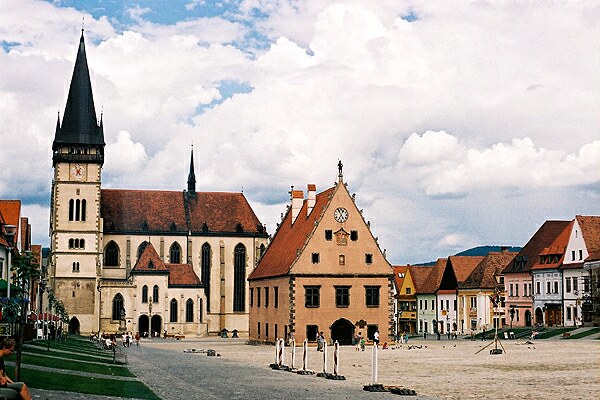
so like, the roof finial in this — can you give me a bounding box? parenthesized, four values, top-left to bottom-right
(338, 159, 343, 182)
(82, 15, 85, 33)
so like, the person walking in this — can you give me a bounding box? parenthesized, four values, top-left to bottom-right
(373, 330, 380, 347)
(355, 332, 362, 351)
(316, 332, 324, 352)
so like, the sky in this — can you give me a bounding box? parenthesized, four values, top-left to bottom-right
(1, 0, 599, 264)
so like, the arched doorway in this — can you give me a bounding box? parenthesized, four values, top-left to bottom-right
(535, 307, 544, 325)
(525, 310, 532, 327)
(151, 315, 162, 337)
(330, 318, 354, 345)
(69, 317, 80, 334)
(138, 315, 149, 336)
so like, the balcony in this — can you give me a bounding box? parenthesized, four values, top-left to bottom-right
(53, 152, 104, 164)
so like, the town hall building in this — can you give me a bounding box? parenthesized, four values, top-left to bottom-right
(49, 31, 268, 336)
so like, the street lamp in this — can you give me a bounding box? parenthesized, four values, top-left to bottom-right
(2, 224, 17, 300)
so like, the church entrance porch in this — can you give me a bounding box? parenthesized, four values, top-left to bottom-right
(151, 315, 162, 337)
(138, 315, 149, 336)
(330, 318, 354, 345)
(69, 317, 80, 334)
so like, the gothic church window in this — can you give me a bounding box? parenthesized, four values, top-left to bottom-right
(170, 242, 182, 264)
(142, 285, 148, 303)
(186, 299, 194, 322)
(170, 298, 178, 322)
(201, 243, 211, 313)
(233, 244, 246, 312)
(112, 294, 124, 320)
(104, 241, 119, 267)
(137, 241, 148, 259)
(153, 285, 159, 303)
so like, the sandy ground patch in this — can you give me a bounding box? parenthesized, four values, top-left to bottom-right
(139, 337, 600, 400)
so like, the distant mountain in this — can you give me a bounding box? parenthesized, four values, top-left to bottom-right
(411, 245, 522, 267)
(455, 245, 521, 257)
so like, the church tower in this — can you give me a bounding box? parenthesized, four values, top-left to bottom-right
(49, 30, 104, 333)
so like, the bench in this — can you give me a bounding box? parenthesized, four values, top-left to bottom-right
(561, 332, 571, 339)
(164, 334, 185, 339)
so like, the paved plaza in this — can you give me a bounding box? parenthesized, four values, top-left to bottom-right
(29, 336, 600, 399)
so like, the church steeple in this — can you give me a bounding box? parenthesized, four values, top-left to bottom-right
(187, 146, 196, 197)
(52, 30, 105, 163)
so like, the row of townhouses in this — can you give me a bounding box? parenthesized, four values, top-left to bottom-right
(393, 216, 600, 337)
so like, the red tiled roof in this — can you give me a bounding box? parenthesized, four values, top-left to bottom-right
(0, 200, 21, 246)
(418, 258, 447, 294)
(586, 249, 600, 263)
(408, 265, 433, 293)
(448, 256, 485, 283)
(502, 220, 572, 274)
(460, 252, 517, 289)
(31, 244, 42, 268)
(393, 265, 408, 292)
(131, 242, 168, 273)
(101, 189, 265, 235)
(249, 186, 336, 280)
(577, 215, 600, 254)
(167, 263, 202, 286)
(531, 220, 573, 270)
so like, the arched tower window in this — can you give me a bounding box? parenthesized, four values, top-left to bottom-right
(75, 199, 80, 221)
(170, 242, 181, 263)
(170, 298, 178, 322)
(142, 285, 148, 303)
(112, 293, 124, 320)
(185, 299, 194, 322)
(104, 241, 119, 267)
(153, 285, 159, 303)
(69, 238, 74, 249)
(201, 243, 211, 313)
(81, 199, 87, 221)
(260, 243, 266, 257)
(69, 199, 74, 221)
(137, 241, 149, 259)
(233, 243, 246, 312)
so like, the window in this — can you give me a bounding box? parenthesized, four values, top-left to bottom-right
(350, 230, 358, 241)
(274, 287, 279, 308)
(137, 241, 149, 259)
(470, 297, 476, 309)
(419, 300, 423, 309)
(312, 253, 320, 264)
(142, 285, 148, 303)
(68, 199, 87, 221)
(583, 277, 590, 293)
(424, 299, 427, 310)
(554, 281, 559, 294)
(170, 242, 182, 263)
(431, 300, 434, 310)
(365, 286, 380, 307)
(170, 299, 178, 322)
(440, 300, 443, 310)
(306, 325, 318, 341)
(572, 250, 576, 261)
(365, 254, 373, 264)
(257, 287, 261, 307)
(446, 300, 449, 310)
(186, 299, 194, 322)
(579, 250, 583, 260)
(339, 254, 345, 265)
(69, 238, 74, 248)
(72, 262, 79, 272)
(257, 322, 261, 337)
(515, 284, 519, 297)
(405, 287, 411, 295)
(336, 286, 350, 307)
(105, 241, 119, 266)
(566, 278, 571, 293)
(367, 324, 378, 340)
(546, 281, 551, 294)
(153, 285, 159, 303)
(233, 244, 246, 312)
(453, 299, 457, 310)
(567, 307, 572, 320)
(250, 288, 254, 307)
(264, 287, 269, 307)
(573, 277, 578, 292)
(265, 323, 269, 339)
(325, 230, 332, 241)
(201, 243, 211, 312)
(305, 286, 320, 307)
(536, 281, 541, 294)
(509, 284, 513, 297)
(112, 294, 124, 321)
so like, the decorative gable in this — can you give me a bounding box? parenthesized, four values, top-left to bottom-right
(334, 228, 349, 246)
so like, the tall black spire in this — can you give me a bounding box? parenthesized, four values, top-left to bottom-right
(187, 146, 196, 197)
(53, 30, 104, 152)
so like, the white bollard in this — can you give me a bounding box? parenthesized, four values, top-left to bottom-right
(302, 338, 308, 371)
(279, 338, 285, 366)
(333, 341, 340, 376)
(291, 339, 296, 369)
(322, 341, 328, 373)
(275, 339, 280, 365)
(372, 343, 378, 384)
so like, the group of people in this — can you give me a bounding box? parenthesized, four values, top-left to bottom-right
(93, 331, 142, 350)
(354, 332, 366, 351)
(316, 331, 325, 351)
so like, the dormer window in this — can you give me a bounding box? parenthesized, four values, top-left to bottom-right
(148, 261, 154, 269)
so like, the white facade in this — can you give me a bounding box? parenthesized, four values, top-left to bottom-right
(562, 219, 592, 326)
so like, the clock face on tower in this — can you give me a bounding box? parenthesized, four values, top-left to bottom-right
(70, 164, 86, 181)
(334, 207, 349, 223)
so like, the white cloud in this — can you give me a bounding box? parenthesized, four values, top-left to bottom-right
(1, 0, 599, 263)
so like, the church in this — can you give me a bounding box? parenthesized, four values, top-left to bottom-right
(49, 31, 269, 336)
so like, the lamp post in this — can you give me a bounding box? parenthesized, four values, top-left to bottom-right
(3, 224, 17, 300)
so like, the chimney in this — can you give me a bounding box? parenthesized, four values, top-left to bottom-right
(291, 190, 304, 224)
(307, 184, 316, 216)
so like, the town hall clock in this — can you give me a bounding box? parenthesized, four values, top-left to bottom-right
(70, 163, 86, 181)
(334, 207, 348, 223)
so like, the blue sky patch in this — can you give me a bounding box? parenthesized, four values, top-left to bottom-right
(190, 80, 253, 119)
(1, 41, 21, 52)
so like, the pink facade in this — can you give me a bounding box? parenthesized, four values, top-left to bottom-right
(503, 272, 533, 327)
